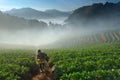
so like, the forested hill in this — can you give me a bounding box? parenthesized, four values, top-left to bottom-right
(0, 11, 47, 30)
(66, 2, 120, 28)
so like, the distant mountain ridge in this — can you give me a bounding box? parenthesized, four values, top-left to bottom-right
(66, 2, 120, 28)
(44, 9, 72, 18)
(0, 11, 47, 30)
(5, 8, 72, 19)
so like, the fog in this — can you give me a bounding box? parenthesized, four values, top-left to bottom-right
(0, 26, 72, 47)
(0, 16, 120, 49)
(38, 17, 68, 25)
(0, 25, 115, 47)
(0, 24, 96, 48)
(0, 16, 75, 47)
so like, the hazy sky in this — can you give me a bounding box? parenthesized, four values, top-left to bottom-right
(0, 0, 120, 11)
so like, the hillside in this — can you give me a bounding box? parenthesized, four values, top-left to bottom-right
(40, 29, 120, 49)
(5, 8, 71, 19)
(44, 9, 72, 18)
(0, 11, 47, 30)
(66, 2, 120, 28)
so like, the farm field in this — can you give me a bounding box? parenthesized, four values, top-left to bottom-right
(0, 42, 120, 80)
(41, 29, 120, 49)
(1, 1, 120, 80)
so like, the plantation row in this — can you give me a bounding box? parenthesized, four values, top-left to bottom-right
(0, 50, 35, 80)
(87, 31, 120, 42)
(48, 30, 120, 49)
(0, 43, 120, 80)
(47, 43, 120, 80)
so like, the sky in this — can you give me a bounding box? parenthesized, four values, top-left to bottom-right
(0, 0, 120, 11)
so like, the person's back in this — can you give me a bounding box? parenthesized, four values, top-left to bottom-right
(36, 49, 49, 72)
(37, 52, 49, 62)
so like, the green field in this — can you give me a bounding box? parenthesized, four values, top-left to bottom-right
(0, 42, 120, 80)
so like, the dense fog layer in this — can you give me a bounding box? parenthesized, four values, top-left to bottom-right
(0, 25, 95, 47)
(0, 19, 119, 48)
(0, 26, 70, 46)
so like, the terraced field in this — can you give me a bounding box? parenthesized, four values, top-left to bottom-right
(42, 29, 120, 49)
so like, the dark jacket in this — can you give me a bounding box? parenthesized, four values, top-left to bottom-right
(37, 52, 49, 62)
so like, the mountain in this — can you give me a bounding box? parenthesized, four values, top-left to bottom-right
(5, 8, 50, 19)
(5, 8, 72, 19)
(66, 2, 120, 28)
(0, 11, 47, 30)
(44, 9, 72, 18)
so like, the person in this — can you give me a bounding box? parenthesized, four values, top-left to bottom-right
(36, 49, 49, 72)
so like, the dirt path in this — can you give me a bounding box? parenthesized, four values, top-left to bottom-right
(32, 72, 53, 80)
(20, 63, 55, 80)
(32, 63, 55, 80)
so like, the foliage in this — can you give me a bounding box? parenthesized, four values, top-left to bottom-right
(0, 43, 120, 80)
(46, 43, 120, 80)
(0, 50, 35, 80)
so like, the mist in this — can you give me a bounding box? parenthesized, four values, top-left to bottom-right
(0, 2, 120, 49)
(0, 25, 72, 46)
(38, 17, 68, 25)
(0, 24, 95, 48)
(0, 15, 120, 49)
